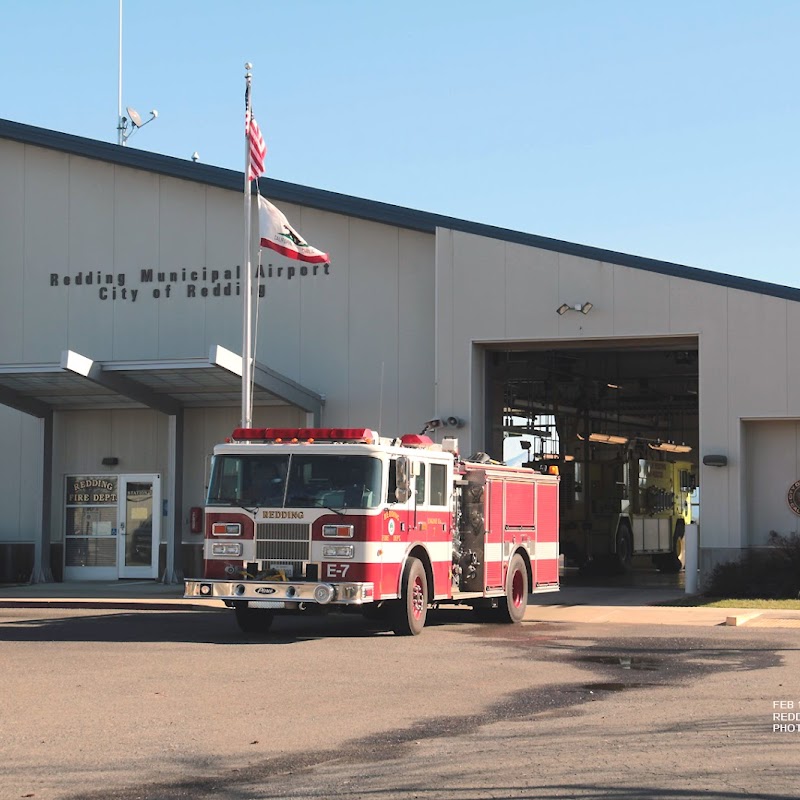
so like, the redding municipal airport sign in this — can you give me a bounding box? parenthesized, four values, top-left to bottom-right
(48, 263, 330, 303)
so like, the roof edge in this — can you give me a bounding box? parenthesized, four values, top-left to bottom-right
(2, 117, 800, 303)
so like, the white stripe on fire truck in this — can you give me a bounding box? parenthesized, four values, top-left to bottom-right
(311, 540, 453, 563)
(213, 540, 559, 565)
(484, 541, 559, 562)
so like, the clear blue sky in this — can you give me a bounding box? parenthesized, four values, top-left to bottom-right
(2, 0, 798, 287)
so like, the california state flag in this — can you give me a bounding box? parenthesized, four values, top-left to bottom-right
(258, 196, 330, 265)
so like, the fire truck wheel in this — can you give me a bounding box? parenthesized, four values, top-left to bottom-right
(655, 521, 685, 573)
(391, 557, 428, 636)
(615, 523, 633, 572)
(499, 553, 528, 624)
(234, 605, 275, 634)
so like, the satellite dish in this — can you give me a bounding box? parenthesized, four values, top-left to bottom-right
(119, 106, 158, 145)
(126, 106, 143, 128)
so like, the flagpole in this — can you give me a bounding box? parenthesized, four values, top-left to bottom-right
(242, 62, 254, 428)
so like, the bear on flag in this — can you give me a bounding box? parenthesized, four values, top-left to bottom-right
(258, 196, 330, 265)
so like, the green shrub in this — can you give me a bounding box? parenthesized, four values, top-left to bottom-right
(705, 531, 800, 599)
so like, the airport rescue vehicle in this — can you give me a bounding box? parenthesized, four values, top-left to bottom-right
(559, 447, 695, 573)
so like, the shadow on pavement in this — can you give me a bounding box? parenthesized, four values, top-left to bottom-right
(0, 605, 489, 645)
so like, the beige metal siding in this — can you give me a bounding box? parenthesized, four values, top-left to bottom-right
(434, 227, 800, 559)
(743, 420, 800, 545)
(0, 142, 25, 362)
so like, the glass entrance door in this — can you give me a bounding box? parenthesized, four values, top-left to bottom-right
(64, 476, 120, 581)
(64, 473, 161, 581)
(118, 476, 161, 579)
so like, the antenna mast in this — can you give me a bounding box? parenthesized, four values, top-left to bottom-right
(116, 0, 158, 146)
(117, 0, 123, 145)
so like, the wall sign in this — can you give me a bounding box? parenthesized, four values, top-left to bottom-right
(66, 476, 118, 505)
(788, 480, 800, 516)
(48, 263, 330, 304)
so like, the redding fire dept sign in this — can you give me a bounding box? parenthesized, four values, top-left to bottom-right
(788, 480, 800, 516)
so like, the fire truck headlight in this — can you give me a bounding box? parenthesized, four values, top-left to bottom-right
(322, 544, 354, 559)
(314, 584, 335, 605)
(211, 542, 243, 557)
(199, 583, 213, 596)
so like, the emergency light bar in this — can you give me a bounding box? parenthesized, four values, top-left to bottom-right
(399, 434, 435, 447)
(231, 427, 377, 443)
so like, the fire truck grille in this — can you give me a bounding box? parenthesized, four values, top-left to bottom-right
(255, 523, 310, 575)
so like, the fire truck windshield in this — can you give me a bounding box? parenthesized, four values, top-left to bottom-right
(207, 454, 383, 509)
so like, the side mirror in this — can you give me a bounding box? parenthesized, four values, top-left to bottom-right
(395, 456, 411, 502)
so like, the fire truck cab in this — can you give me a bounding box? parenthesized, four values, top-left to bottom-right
(185, 427, 560, 635)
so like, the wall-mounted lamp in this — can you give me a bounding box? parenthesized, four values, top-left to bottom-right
(557, 302, 593, 315)
(703, 454, 727, 467)
(101, 457, 119, 466)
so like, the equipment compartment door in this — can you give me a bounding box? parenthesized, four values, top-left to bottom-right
(503, 480, 536, 586)
(484, 480, 505, 589)
(118, 475, 161, 579)
(534, 481, 559, 587)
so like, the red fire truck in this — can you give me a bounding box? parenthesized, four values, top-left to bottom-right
(184, 427, 560, 635)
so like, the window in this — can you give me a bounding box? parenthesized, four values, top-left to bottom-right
(430, 463, 447, 506)
(207, 454, 382, 509)
(414, 463, 426, 505)
(387, 459, 425, 504)
(286, 455, 382, 509)
(388, 459, 398, 501)
(207, 455, 289, 506)
(64, 476, 119, 568)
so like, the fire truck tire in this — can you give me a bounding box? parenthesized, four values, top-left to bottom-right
(391, 557, 428, 636)
(615, 522, 633, 572)
(499, 553, 528, 624)
(234, 605, 275, 634)
(656, 521, 685, 573)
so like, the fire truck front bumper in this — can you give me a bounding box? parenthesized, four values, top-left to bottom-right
(184, 579, 375, 608)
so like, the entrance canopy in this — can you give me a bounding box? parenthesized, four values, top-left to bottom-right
(0, 345, 324, 421)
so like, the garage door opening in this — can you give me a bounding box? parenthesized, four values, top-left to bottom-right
(485, 338, 699, 576)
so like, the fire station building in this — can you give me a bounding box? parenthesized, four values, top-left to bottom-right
(2, 118, 800, 585)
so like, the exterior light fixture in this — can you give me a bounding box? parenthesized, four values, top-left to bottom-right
(557, 302, 593, 315)
(649, 442, 692, 454)
(577, 433, 629, 445)
(589, 432, 627, 445)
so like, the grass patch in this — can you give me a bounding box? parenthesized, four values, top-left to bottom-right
(657, 596, 800, 610)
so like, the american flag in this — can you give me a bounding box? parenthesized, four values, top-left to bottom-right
(247, 112, 267, 181)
